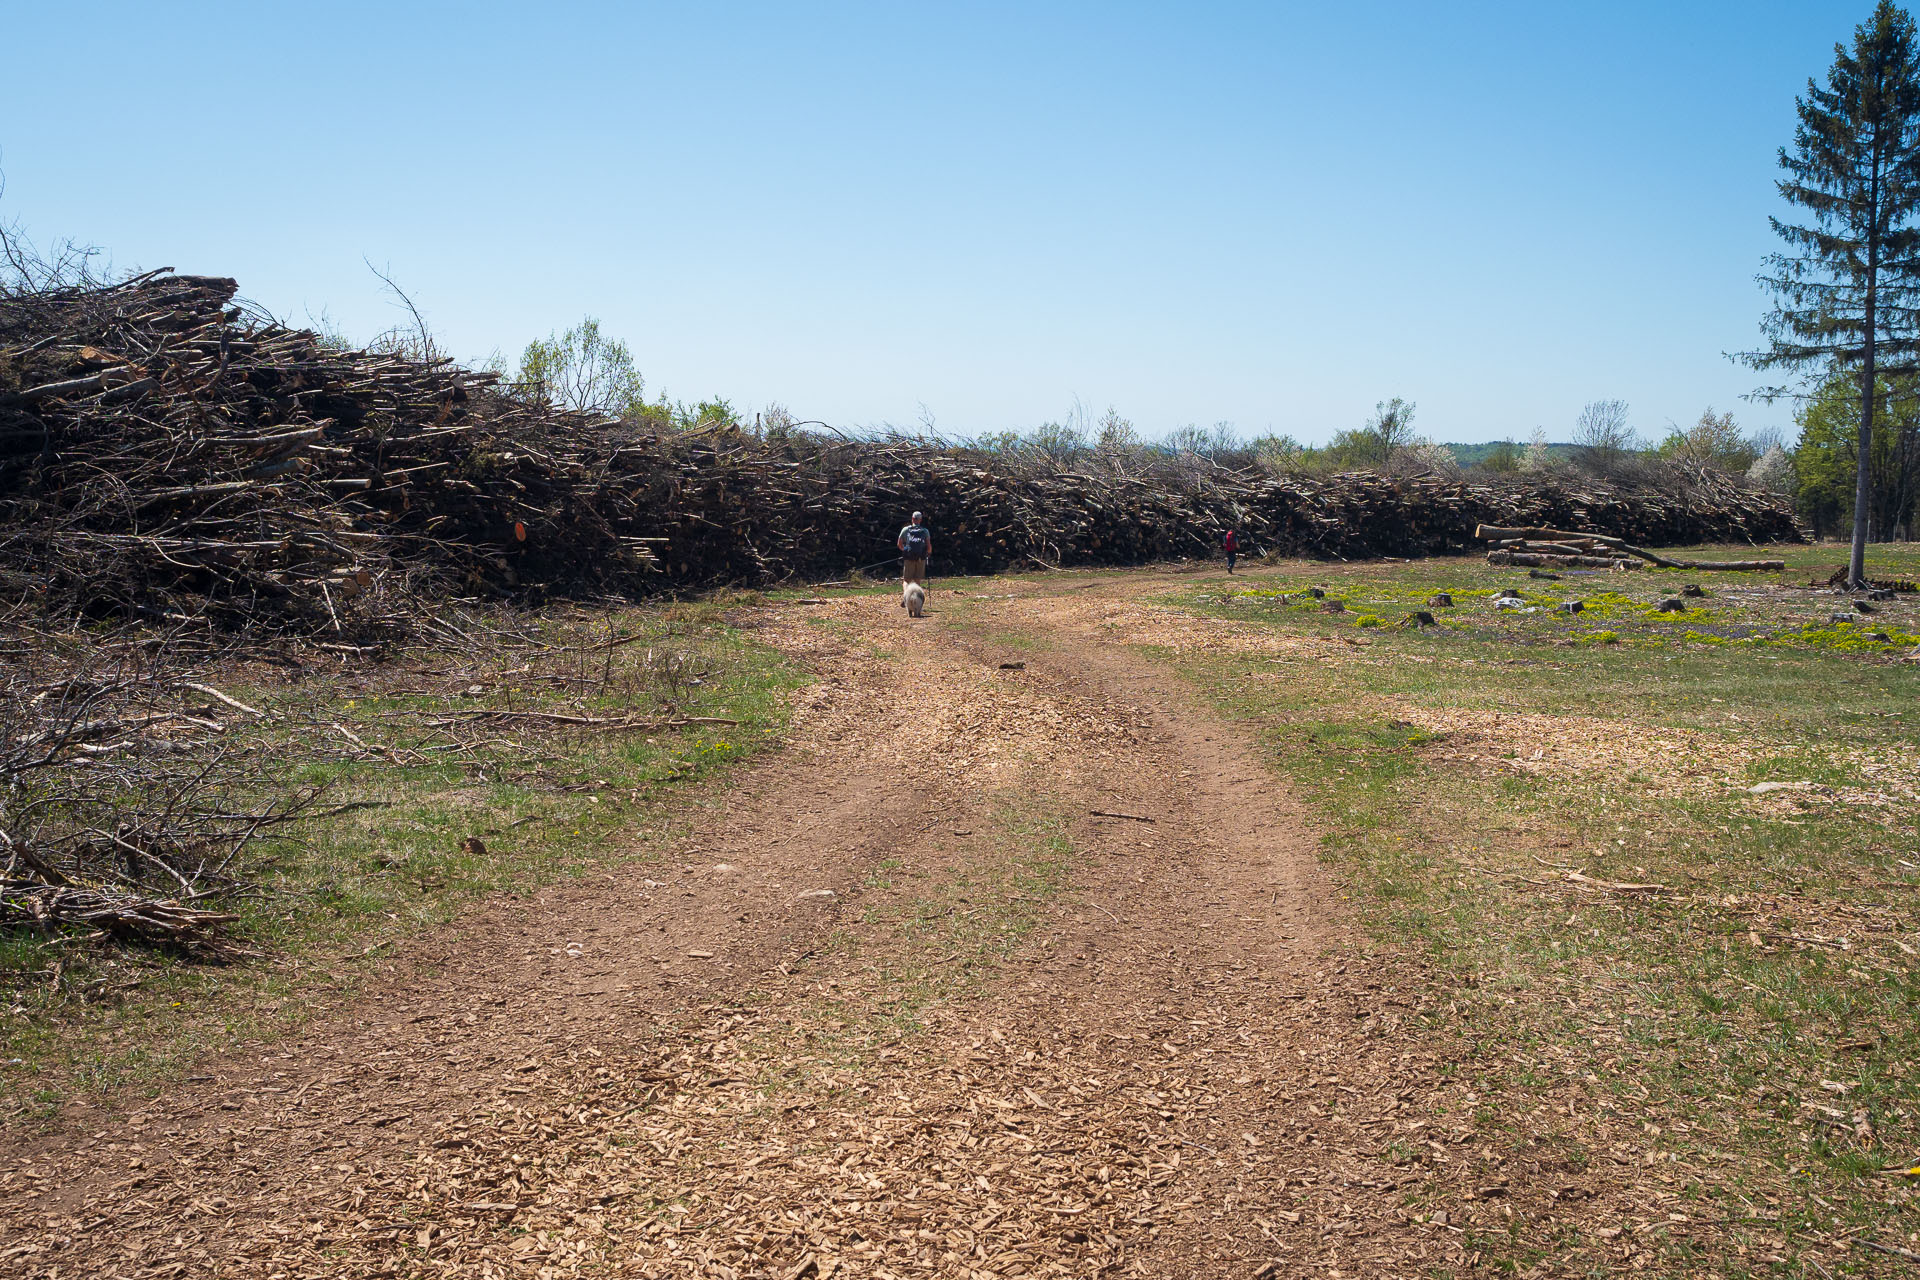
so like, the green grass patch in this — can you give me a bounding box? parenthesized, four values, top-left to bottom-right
(1, 603, 808, 1117)
(1155, 548, 1920, 1272)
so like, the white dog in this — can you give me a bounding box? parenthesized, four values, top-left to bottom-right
(902, 581, 927, 617)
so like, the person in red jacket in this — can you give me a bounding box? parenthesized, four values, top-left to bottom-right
(1222, 527, 1239, 574)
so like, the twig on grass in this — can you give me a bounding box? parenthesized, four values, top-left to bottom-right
(1564, 870, 1674, 895)
(177, 681, 265, 719)
(1859, 1240, 1920, 1262)
(426, 710, 738, 730)
(302, 800, 394, 821)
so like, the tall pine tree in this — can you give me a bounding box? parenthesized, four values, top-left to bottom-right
(1751, 1, 1920, 586)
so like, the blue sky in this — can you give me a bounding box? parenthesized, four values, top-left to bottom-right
(0, 2, 1877, 444)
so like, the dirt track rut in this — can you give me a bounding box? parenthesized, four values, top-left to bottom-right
(1, 574, 1475, 1278)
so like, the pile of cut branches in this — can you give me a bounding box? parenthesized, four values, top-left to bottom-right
(574, 435, 1803, 586)
(1, 269, 1806, 639)
(0, 271, 662, 636)
(0, 627, 315, 959)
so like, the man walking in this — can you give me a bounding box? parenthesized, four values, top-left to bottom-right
(1223, 527, 1239, 574)
(898, 511, 932, 603)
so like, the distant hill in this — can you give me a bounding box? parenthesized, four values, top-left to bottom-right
(1443, 441, 1578, 468)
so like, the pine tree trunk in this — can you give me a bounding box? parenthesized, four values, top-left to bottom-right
(1853, 168, 1880, 589)
(1856, 349, 1875, 577)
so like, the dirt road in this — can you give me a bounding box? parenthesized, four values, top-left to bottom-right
(1, 573, 1472, 1278)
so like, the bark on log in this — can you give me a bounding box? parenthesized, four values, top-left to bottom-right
(1487, 550, 1633, 569)
(1476, 525, 1629, 547)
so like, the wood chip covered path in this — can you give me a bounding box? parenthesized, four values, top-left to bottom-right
(0, 571, 1477, 1278)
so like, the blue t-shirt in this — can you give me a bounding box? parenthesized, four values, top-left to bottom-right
(899, 524, 931, 558)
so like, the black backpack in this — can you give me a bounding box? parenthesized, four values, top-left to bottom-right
(902, 525, 930, 558)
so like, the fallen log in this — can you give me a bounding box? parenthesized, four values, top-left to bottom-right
(1493, 539, 1611, 556)
(1478, 525, 1628, 547)
(1660, 558, 1786, 571)
(1487, 550, 1633, 569)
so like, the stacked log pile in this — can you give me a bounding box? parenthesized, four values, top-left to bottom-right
(1, 270, 1806, 634)
(1479, 526, 1786, 572)
(1485, 532, 1640, 569)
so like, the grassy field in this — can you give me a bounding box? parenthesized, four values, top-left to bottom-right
(1159, 544, 1920, 1273)
(1, 598, 806, 1117)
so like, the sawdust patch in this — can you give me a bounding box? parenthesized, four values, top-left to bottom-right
(1000, 595, 1354, 664)
(757, 599, 1145, 791)
(1362, 696, 1760, 796)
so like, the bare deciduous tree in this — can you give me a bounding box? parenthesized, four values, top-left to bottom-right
(1328, 398, 1418, 469)
(1572, 399, 1638, 474)
(1368, 398, 1417, 459)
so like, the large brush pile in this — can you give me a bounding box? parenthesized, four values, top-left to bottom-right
(619, 438, 1804, 584)
(0, 271, 664, 636)
(1, 271, 1804, 635)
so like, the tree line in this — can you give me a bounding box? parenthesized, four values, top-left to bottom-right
(504, 314, 1807, 489)
(505, 324, 1799, 492)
